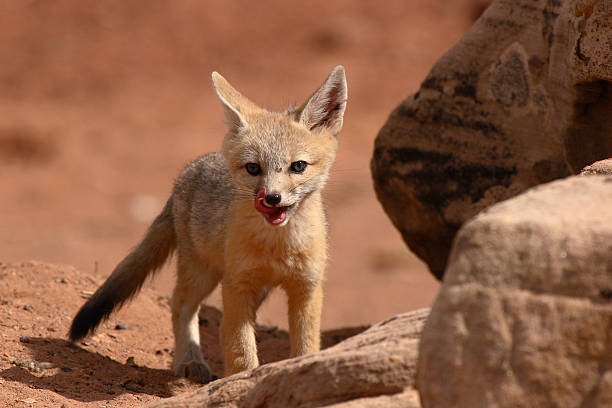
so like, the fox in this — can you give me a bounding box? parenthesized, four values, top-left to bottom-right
(69, 66, 348, 383)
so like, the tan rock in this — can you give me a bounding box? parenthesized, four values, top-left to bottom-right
(418, 176, 612, 407)
(581, 158, 612, 176)
(371, 0, 612, 279)
(144, 309, 429, 408)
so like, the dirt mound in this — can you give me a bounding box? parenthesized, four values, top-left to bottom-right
(0, 261, 365, 407)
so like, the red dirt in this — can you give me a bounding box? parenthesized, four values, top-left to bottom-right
(0, 1, 486, 406)
(0, 261, 366, 407)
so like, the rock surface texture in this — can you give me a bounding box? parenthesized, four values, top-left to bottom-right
(144, 309, 429, 408)
(418, 175, 612, 407)
(372, 0, 612, 279)
(581, 158, 612, 175)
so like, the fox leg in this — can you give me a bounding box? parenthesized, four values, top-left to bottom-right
(171, 258, 220, 383)
(285, 279, 323, 357)
(220, 279, 260, 376)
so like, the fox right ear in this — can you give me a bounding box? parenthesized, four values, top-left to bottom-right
(212, 72, 258, 132)
(297, 65, 347, 136)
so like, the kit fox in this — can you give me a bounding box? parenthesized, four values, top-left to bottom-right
(69, 66, 347, 383)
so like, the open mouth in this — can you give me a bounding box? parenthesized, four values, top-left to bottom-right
(254, 188, 291, 226)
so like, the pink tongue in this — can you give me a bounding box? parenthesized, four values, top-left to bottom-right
(254, 188, 286, 225)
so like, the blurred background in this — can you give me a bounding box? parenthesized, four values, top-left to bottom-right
(0, 0, 488, 329)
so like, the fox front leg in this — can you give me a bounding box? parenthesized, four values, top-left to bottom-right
(285, 279, 323, 357)
(220, 280, 260, 376)
(171, 260, 219, 383)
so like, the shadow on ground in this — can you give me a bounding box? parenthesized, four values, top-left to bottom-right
(2, 306, 368, 403)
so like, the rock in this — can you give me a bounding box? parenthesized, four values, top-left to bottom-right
(144, 309, 429, 408)
(581, 158, 612, 176)
(371, 0, 612, 279)
(11, 358, 57, 373)
(417, 176, 612, 407)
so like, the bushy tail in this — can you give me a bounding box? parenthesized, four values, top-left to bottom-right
(69, 195, 176, 342)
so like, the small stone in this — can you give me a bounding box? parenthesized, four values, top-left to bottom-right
(61, 366, 72, 372)
(12, 358, 42, 373)
(80, 290, 94, 299)
(126, 356, 138, 367)
(255, 324, 278, 334)
(22, 305, 33, 312)
(19, 336, 30, 343)
(38, 362, 57, 370)
(103, 381, 113, 386)
(124, 382, 141, 393)
(173, 380, 187, 387)
(115, 323, 132, 331)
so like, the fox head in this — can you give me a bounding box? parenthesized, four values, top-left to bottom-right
(212, 66, 347, 227)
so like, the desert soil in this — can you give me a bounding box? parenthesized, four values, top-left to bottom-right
(0, 1, 486, 406)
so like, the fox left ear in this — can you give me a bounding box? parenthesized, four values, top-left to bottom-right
(297, 65, 347, 136)
(212, 72, 259, 133)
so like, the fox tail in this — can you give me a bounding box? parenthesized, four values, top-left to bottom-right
(69, 195, 176, 341)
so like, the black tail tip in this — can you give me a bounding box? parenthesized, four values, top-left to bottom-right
(68, 303, 108, 342)
(69, 312, 92, 342)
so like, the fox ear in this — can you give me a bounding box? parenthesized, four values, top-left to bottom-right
(212, 72, 259, 131)
(297, 65, 347, 135)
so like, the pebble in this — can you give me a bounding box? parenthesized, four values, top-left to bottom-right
(123, 383, 142, 393)
(19, 335, 30, 343)
(255, 324, 278, 334)
(114, 323, 132, 331)
(11, 358, 56, 373)
(38, 362, 57, 370)
(126, 356, 138, 367)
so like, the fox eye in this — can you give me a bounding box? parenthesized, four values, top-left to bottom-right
(290, 160, 307, 173)
(245, 162, 261, 176)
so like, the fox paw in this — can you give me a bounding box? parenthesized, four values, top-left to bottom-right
(173, 360, 214, 384)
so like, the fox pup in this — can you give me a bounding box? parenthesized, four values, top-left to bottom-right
(69, 66, 347, 383)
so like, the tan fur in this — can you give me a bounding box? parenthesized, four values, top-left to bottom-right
(69, 66, 347, 382)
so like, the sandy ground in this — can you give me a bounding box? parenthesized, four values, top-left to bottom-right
(0, 261, 366, 407)
(0, 1, 487, 406)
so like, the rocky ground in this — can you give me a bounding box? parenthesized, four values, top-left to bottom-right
(0, 261, 366, 407)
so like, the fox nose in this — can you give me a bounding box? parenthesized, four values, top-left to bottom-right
(265, 193, 282, 206)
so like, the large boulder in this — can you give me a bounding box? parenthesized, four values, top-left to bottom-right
(417, 175, 612, 407)
(371, 0, 612, 279)
(144, 309, 428, 408)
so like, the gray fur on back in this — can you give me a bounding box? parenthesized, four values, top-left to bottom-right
(172, 152, 234, 266)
